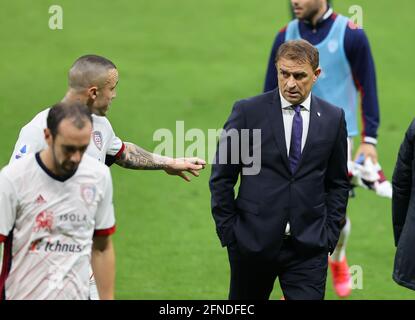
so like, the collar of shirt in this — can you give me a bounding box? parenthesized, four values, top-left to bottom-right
(279, 90, 311, 112)
(303, 6, 333, 27)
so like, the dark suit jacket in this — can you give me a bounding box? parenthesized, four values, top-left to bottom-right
(392, 118, 415, 290)
(209, 89, 349, 259)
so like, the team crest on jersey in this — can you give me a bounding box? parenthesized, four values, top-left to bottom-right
(93, 131, 103, 150)
(34, 210, 54, 232)
(81, 184, 96, 205)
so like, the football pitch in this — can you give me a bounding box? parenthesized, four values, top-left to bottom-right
(0, 0, 414, 299)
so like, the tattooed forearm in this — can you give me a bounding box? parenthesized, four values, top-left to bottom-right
(115, 142, 169, 170)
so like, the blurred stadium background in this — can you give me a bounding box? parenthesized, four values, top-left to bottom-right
(0, 0, 414, 299)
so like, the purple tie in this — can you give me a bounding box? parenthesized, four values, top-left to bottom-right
(289, 105, 303, 173)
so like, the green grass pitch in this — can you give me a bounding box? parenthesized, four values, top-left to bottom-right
(0, 0, 414, 299)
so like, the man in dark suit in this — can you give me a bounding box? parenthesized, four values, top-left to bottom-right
(209, 39, 349, 300)
(392, 119, 415, 291)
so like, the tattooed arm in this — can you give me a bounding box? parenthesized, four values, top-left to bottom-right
(115, 142, 206, 181)
(115, 142, 169, 170)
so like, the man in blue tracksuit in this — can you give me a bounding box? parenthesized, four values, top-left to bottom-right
(264, 0, 381, 298)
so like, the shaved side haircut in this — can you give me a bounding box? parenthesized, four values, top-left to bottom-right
(68, 55, 117, 92)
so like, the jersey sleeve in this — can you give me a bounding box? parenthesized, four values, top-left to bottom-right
(94, 167, 116, 237)
(9, 125, 46, 164)
(344, 23, 380, 143)
(0, 171, 17, 242)
(104, 123, 125, 166)
(264, 28, 287, 92)
(104, 119, 124, 157)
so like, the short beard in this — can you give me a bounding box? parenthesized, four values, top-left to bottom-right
(51, 142, 77, 178)
(302, 6, 321, 23)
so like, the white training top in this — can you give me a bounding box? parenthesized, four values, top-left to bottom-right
(10, 108, 125, 164)
(0, 153, 116, 300)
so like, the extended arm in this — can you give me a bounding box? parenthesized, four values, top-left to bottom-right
(115, 142, 205, 182)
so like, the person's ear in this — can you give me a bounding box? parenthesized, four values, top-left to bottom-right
(313, 67, 321, 82)
(44, 128, 53, 147)
(87, 86, 98, 100)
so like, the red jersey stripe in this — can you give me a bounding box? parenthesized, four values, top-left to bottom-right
(94, 225, 116, 237)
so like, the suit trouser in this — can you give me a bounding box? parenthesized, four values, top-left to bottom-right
(227, 237, 328, 300)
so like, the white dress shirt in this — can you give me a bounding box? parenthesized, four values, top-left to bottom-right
(279, 91, 311, 235)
